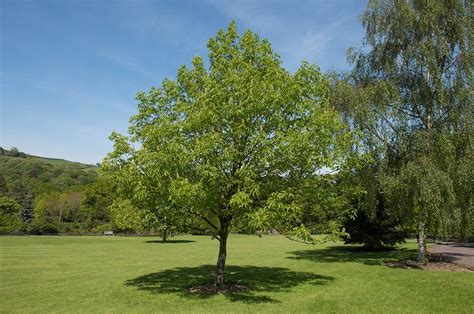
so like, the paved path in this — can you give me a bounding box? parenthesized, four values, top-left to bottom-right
(430, 243, 474, 269)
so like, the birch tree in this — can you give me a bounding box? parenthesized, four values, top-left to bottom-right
(347, 0, 472, 262)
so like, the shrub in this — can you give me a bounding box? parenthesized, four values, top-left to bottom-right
(342, 207, 410, 249)
(0, 212, 23, 235)
(27, 219, 59, 235)
(93, 223, 113, 234)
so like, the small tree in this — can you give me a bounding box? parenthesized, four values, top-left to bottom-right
(342, 187, 410, 249)
(9, 147, 20, 157)
(0, 196, 20, 214)
(103, 23, 351, 289)
(109, 199, 143, 233)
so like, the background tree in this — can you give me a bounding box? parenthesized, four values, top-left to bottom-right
(9, 147, 20, 157)
(0, 196, 20, 215)
(80, 178, 115, 230)
(35, 191, 82, 225)
(103, 22, 352, 289)
(109, 199, 144, 233)
(340, 172, 410, 249)
(0, 174, 8, 195)
(0, 196, 22, 234)
(20, 191, 34, 225)
(341, 0, 473, 261)
(329, 73, 411, 249)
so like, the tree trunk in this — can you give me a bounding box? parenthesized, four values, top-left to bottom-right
(417, 221, 427, 264)
(162, 228, 168, 242)
(460, 205, 467, 241)
(215, 226, 229, 290)
(417, 110, 432, 264)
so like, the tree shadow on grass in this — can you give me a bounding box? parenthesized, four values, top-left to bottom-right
(287, 245, 418, 266)
(144, 240, 195, 244)
(125, 265, 335, 303)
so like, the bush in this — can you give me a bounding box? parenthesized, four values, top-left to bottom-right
(342, 210, 409, 249)
(27, 219, 59, 235)
(0, 212, 23, 235)
(93, 223, 113, 234)
(341, 191, 410, 249)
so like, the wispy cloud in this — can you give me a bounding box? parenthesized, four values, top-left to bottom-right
(2, 0, 366, 164)
(206, 0, 364, 71)
(3, 72, 134, 114)
(1, 72, 135, 163)
(113, 0, 213, 52)
(284, 18, 349, 68)
(96, 49, 158, 81)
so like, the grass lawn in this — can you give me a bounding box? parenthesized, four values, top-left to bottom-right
(0, 235, 473, 313)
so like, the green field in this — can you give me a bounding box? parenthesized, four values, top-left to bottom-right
(0, 235, 473, 313)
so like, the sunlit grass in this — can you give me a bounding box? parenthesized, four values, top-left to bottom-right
(0, 235, 472, 313)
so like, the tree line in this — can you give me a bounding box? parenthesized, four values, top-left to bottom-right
(0, 148, 111, 234)
(0, 148, 200, 237)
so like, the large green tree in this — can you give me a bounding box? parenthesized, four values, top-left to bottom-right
(103, 22, 351, 289)
(343, 0, 472, 261)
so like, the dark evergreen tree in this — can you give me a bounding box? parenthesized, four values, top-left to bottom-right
(342, 189, 410, 249)
(20, 191, 34, 224)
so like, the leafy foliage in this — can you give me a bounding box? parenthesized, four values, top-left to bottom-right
(0, 196, 22, 234)
(103, 22, 353, 286)
(0, 151, 108, 233)
(334, 0, 473, 259)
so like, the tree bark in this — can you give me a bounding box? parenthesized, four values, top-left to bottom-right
(162, 229, 168, 242)
(460, 205, 467, 241)
(417, 109, 432, 264)
(417, 221, 427, 264)
(215, 221, 229, 290)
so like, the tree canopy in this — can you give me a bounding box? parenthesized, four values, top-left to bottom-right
(103, 22, 353, 288)
(332, 0, 473, 260)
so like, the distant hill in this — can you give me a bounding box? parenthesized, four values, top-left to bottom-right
(0, 147, 98, 171)
(0, 146, 99, 205)
(0, 147, 109, 235)
(27, 155, 98, 171)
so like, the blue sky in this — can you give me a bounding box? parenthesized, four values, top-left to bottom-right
(1, 0, 366, 164)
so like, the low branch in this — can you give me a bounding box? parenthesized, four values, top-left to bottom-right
(193, 212, 221, 232)
(271, 226, 319, 245)
(185, 225, 221, 241)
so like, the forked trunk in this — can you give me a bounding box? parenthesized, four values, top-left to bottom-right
(215, 227, 229, 290)
(417, 221, 427, 264)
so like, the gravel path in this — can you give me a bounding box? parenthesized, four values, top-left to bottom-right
(430, 243, 474, 269)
